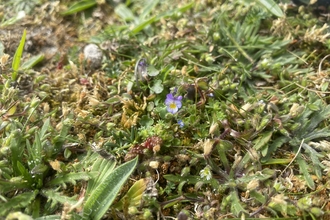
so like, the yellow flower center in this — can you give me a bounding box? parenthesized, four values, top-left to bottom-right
(169, 102, 177, 109)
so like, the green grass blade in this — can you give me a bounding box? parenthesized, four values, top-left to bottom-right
(12, 29, 26, 80)
(114, 4, 136, 21)
(34, 215, 61, 220)
(61, 0, 97, 16)
(140, 0, 159, 19)
(40, 118, 50, 139)
(131, 16, 157, 35)
(21, 54, 45, 70)
(82, 157, 138, 220)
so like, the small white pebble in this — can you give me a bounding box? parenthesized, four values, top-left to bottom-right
(83, 44, 103, 69)
(17, 11, 26, 20)
(149, 161, 159, 169)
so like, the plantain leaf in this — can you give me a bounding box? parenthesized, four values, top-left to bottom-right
(85, 157, 116, 195)
(82, 156, 138, 220)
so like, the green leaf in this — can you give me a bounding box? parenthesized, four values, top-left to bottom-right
(5, 212, 33, 220)
(306, 104, 330, 134)
(307, 103, 320, 111)
(0, 190, 38, 216)
(302, 143, 324, 179)
(256, 0, 284, 17)
(42, 189, 79, 206)
(261, 158, 291, 165)
(82, 157, 138, 220)
(113, 178, 148, 210)
(21, 54, 44, 70)
(53, 115, 73, 154)
(61, 0, 97, 16)
(131, 16, 157, 35)
(139, 115, 154, 127)
(12, 29, 26, 80)
(238, 168, 275, 182)
(249, 190, 266, 204)
(40, 118, 50, 139)
(264, 136, 289, 160)
(215, 140, 232, 172)
(163, 174, 201, 184)
(147, 65, 160, 76)
(85, 156, 117, 195)
(34, 215, 61, 220)
(140, 0, 159, 19)
(17, 161, 33, 185)
(230, 191, 248, 216)
(254, 131, 272, 151)
(48, 172, 94, 186)
(150, 79, 164, 94)
(114, 4, 136, 21)
(0, 179, 31, 194)
(296, 155, 315, 190)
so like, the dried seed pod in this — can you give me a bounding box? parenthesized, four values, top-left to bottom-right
(134, 58, 148, 88)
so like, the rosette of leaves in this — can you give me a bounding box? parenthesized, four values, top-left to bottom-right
(0, 115, 80, 217)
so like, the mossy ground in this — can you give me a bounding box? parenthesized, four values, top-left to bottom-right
(1, 0, 330, 219)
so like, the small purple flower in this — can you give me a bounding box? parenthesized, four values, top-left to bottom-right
(165, 93, 182, 114)
(172, 87, 178, 95)
(178, 120, 184, 128)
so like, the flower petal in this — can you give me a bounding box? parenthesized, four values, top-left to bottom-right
(167, 106, 178, 114)
(166, 93, 174, 100)
(165, 94, 174, 105)
(175, 100, 182, 109)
